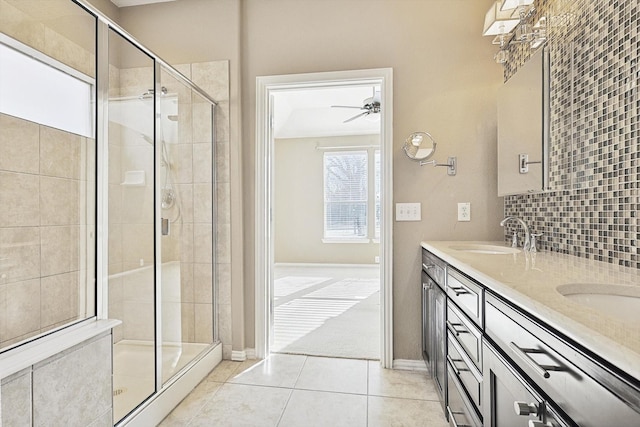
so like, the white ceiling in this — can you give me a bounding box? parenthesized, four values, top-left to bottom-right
(272, 85, 381, 139)
(110, 0, 176, 7)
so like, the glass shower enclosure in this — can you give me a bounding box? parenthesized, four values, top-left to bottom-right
(105, 23, 218, 424)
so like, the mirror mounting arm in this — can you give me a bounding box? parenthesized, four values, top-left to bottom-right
(420, 156, 457, 176)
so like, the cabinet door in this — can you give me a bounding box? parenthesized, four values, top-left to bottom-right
(483, 342, 545, 427)
(482, 342, 573, 427)
(432, 285, 447, 403)
(421, 271, 431, 364)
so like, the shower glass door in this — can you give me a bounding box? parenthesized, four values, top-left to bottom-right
(159, 67, 214, 384)
(107, 29, 157, 422)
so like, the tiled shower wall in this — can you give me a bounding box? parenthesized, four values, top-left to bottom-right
(503, 0, 640, 268)
(0, 0, 96, 349)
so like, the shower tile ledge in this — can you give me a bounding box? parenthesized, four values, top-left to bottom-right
(0, 319, 121, 380)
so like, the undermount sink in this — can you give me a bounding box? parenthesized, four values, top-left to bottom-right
(556, 283, 640, 324)
(448, 244, 520, 255)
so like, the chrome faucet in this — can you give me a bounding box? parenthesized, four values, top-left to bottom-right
(500, 216, 531, 251)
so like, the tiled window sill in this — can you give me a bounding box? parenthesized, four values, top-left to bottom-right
(0, 318, 120, 380)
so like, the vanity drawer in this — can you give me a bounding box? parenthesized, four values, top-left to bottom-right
(485, 292, 640, 427)
(447, 332, 482, 409)
(447, 268, 483, 328)
(422, 249, 446, 287)
(447, 363, 482, 427)
(447, 303, 482, 372)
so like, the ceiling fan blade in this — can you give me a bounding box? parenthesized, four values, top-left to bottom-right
(343, 111, 369, 123)
(331, 105, 365, 109)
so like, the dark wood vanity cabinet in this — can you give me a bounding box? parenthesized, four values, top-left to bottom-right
(422, 251, 447, 414)
(420, 247, 640, 427)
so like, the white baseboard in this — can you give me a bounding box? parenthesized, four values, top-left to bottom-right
(231, 350, 246, 361)
(245, 348, 257, 359)
(393, 359, 429, 372)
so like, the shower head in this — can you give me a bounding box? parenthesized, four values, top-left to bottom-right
(139, 86, 168, 100)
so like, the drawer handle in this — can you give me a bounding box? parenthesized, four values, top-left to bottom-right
(423, 263, 436, 271)
(446, 320, 468, 336)
(449, 285, 471, 296)
(510, 342, 562, 379)
(449, 410, 472, 427)
(447, 355, 470, 377)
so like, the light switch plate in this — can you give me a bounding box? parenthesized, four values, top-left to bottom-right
(396, 203, 421, 221)
(457, 202, 471, 221)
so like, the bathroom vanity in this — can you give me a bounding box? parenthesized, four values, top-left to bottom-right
(421, 241, 640, 427)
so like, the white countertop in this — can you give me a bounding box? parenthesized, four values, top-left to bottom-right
(421, 240, 640, 383)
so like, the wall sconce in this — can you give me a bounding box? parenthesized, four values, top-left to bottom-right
(483, 0, 546, 65)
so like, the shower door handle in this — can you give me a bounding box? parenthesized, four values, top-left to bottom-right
(161, 218, 170, 236)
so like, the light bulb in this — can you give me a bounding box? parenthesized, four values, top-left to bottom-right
(495, 49, 509, 64)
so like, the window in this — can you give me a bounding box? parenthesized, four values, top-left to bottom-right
(324, 151, 368, 239)
(374, 150, 381, 239)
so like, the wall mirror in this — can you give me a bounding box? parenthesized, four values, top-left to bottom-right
(497, 46, 550, 196)
(403, 131, 436, 161)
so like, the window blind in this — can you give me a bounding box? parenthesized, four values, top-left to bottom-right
(323, 151, 368, 239)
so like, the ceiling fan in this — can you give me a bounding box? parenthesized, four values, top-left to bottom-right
(331, 88, 381, 123)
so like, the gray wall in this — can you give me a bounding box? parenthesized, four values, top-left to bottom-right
(105, 0, 504, 360)
(274, 135, 380, 265)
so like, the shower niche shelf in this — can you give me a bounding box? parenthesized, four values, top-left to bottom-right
(121, 170, 146, 186)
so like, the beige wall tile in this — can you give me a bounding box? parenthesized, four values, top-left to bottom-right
(120, 184, 154, 224)
(218, 303, 231, 345)
(191, 61, 229, 102)
(194, 262, 212, 304)
(1, 368, 32, 426)
(175, 184, 194, 223)
(123, 300, 154, 341)
(33, 334, 112, 427)
(0, 171, 40, 227)
(192, 102, 213, 144)
(4, 279, 40, 341)
(216, 262, 231, 305)
(122, 223, 154, 264)
(216, 223, 230, 264)
(41, 272, 78, 327)
(181, 302, 195, 343)
(177, 102, 193, 145)
(0, 114, 40, 174)
(180, 261, 194, 303)
(216, 182, 231, 225)
(39, 125, 81, 179)
(0, 1, 45, 52)
(108, 222, 123, 266)
(193, 143, 212, 183)
(194, 223, 212, 264)
(0, 227, 40, 284)
(181, 223, 194, 263)
(43, 26, 94, 78)
(40, 226, 73, 276)
(122, 264, 154, 303)
(215, 140, 230, 184)
(194, 303, 213, 344)
(40, 176, 79, 226)
(193, 183, 212, 223)
(169, 143, 194, 184)
(214, 101, 229, 143)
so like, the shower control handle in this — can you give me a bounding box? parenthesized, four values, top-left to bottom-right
(161, 218, 170, 236)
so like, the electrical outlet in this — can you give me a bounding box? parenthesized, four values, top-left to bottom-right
(396, 203, 421, 221)
(457, 202, 471, 221)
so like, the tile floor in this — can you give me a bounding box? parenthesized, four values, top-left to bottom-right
(160, 354, 448, 427)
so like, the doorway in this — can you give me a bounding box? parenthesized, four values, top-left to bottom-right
(255, 69, 394, 367)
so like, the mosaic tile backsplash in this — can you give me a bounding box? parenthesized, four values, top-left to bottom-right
(503, 0, 640, 268)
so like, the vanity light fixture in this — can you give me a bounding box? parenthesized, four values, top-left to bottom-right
(483, 0, 546, 65)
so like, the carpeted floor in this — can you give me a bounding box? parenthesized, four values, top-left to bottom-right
(271, 265, 380, 360)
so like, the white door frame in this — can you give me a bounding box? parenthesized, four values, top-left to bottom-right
(255, 68, 394, 367)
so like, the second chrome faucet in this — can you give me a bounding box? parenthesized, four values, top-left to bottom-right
(500, 216, 532, 251)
